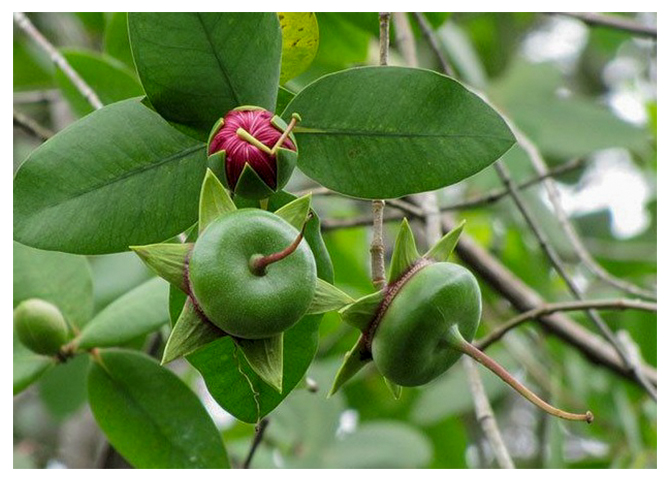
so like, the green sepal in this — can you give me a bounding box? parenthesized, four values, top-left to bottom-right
(232, 105, 267, 112)
(306, 278, 355, 315)
(275, 146, 298, 192)
(338, 290, 384, 331)
(235, 334, 284, 393)
(233, 162, 276, 200)
(329, 335, 371, 397)
(206, 117, 224, 148)
(424, 220, 465, 262)
(274, 193, 311, 229)
(130, 243, 193, 293)
(388, 218, 421, 283)
(162, 298, 226, 364)
(383, 377, 403, 399)
(199, 169, 237, 234)
(206, 151, 227, 185)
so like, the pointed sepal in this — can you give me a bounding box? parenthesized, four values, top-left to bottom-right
(338, 290, 384, 331)
(384, 377, 403, 399)
(306, 278, 355, 315)
(329, 335, 372, 397)
(274, 146, 298, 191)
(199, 169, 237, 233)
(206, 151, 226, 183)
(235, 334, 284, 393)
(424, 220, 465, 262)
(388, 218, 421, 283)
(234, 162, 276, 200)
(162, 299, 225, 364)
(274, 193, 312, 230)
(130, 243, 193, 293)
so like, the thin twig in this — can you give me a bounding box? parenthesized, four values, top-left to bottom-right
(242, 417, 270, 469)
(13, 108, 54, 141)
(392, 12, 418, 68)
(494, 161, 657, 401)
(463, 357, 515, 468)
(476, 298, 657, 351)
(413, 12, 455, 76)
(14, 12, 103, 110)
(13, 89, 61, 104)
(552, 12, 656, 39)
(513, 127, 656, 301)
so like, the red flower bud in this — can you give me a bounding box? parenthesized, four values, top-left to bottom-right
(208, 109, 296, 191)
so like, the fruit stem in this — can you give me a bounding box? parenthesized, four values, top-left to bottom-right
(236, 127, 273, 155)
(250, 213, 312, 276)
(443, 326, 593, 423)
(270, 113, 301, 156)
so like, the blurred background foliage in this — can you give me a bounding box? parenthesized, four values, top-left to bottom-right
(13, 12, 656, 469)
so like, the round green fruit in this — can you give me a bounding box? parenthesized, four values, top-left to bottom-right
(371, 262, 481, 386)
(188, 209, 317, 339)
(14, 298, 70, 356)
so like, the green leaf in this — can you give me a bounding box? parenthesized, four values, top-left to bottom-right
(388, 218, 421, 283)
(54, 49, 143, 117)
(424, 220, 465, 262)
(14, 99, 206, 254)
(306, 278, 355, 315)
(279, 12, 319, 84)
(103, 13, 135, 69)
(339, 290, 384, 331)
(128, 13, 282, 137)
(199, 169, 236, 233)
(13, 333, 54, 395)
(76, 278, 169, 349)
(13, 241, 93, 330)
(329, 335, 372, 396)
(38, 355, 90, 420)
(284, 66, 515, 199)
(162, 298, 225, 364)
(236, 334, 284, 393)
(274, 193, 312, 229)
(276, 86, 296, 113)
(130, 243, 192, 292)
(88, 349, 229, 468)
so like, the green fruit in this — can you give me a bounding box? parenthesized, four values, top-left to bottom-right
(14, 299, 70, 356)
(371, 262, 481, 386)
(188, 208, 317, 339)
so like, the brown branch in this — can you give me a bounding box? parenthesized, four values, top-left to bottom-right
(552, 12, 656, 39)
(413, 12, 455, 76)
(476, 298, 657, 351)
(242, 417, 269, 469)
(14, 12, 103, 110)
(13, 108, 54, 141)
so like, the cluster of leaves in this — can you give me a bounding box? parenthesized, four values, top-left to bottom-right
(13, 12, 656, 469)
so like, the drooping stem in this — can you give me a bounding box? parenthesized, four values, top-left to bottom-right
(250, 214, 312, 276)
(270, 113, 301, 156)
(443, 327, 593, 423)
(236, 127, 273, 155)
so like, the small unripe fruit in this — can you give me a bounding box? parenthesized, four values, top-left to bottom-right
(188, 209, 316, 339)
(371, 262, 481, 386)
(14, 299, 70, 356)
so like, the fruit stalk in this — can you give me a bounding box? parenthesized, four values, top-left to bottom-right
(250, 213, 312, 276)
(444, 326, 593, 423)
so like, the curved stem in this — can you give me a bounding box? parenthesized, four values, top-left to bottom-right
(444, 327, 593, 423)
(250, 214, 311, 276)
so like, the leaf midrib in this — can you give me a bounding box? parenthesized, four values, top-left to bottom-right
(294, 128, 513, 141)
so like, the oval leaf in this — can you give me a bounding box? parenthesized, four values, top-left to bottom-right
(129, 12, 282, 137)
(88, 349, 229, 468)
(283, 66, 516, 199)
(77, 278, 169, 349)
(13, 99, 206, 254)
(14, 333, 54, 395)
(279, 12, 319, 84)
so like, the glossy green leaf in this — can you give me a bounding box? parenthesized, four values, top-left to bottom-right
(54, 49, 142, 117)
(306, 278, 355, 315)
(13, 332, 54, 395)
(76, 278, 169, 349)
(236, 334, 284, 393)
(425, 220, 465, 262)
(38, 355, 90, 420)
(284, 66, 515, 199)
(199, 169, 236, 233)
(103, 13, 135, 69)
(13, 241, 93, 330)
(279, 12, 319, 84)
(128, 13, 282, 137)
(162, 298, 225, 364)
(130, 243, 192, 292)
(14, 99, 207, 254)
(88, 349, 229, 468)
(388, 219, 421, 283)
(177, 190, 333, 423)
